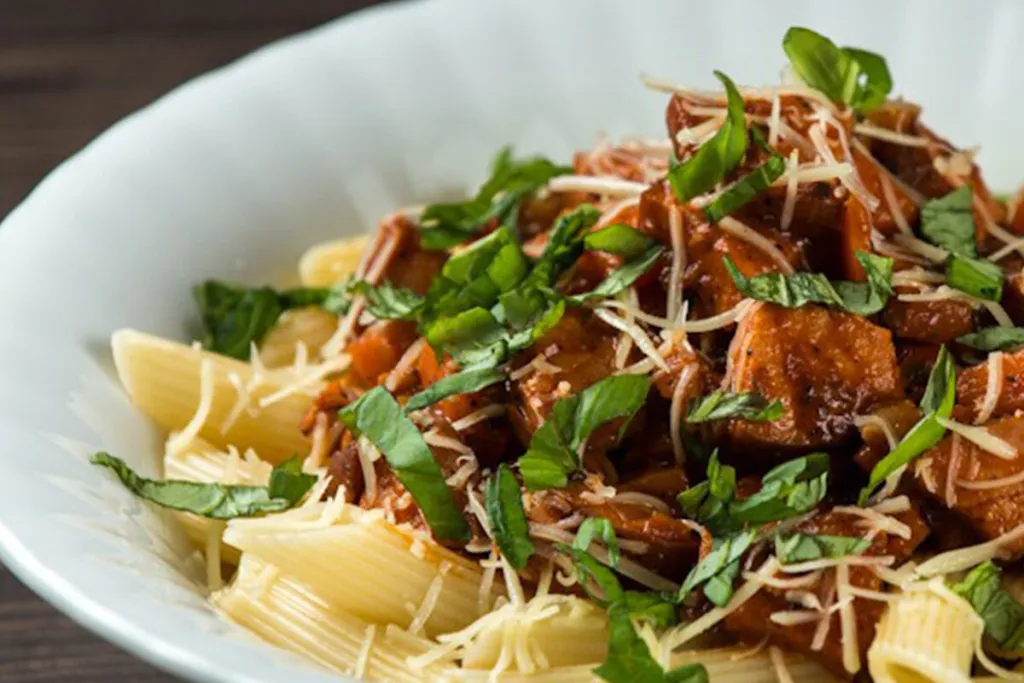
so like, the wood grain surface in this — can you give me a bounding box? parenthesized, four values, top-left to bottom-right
(0, 2, 381, 680)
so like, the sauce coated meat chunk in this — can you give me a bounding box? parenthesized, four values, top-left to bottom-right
(724, 303, 904, 451)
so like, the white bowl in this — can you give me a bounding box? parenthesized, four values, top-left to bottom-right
(1, 0, 1022, 681)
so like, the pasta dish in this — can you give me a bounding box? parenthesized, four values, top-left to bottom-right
(94, 27, 1024, 683)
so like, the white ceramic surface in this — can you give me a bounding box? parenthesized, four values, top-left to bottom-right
(1, 0, 1023, 681)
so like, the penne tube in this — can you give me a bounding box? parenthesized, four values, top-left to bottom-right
(460, 596, 608, 671)
(112, 329, 316, 463)
(298, 235, 369, 287)
(214, 555, 448, 682)
(259, 308, 340, 368)
(224, 503, 502, 637)
(868, 586, 980, 683)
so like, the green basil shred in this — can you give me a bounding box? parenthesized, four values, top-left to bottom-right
(91, 452, 316, 519)
(518, 375, 650, 491)
(484, 463, 535, 569)
(686, 390, 784, 424)
(860, 345, 955, 504)
(338, 387, 470, 541)
(782, 27, 892, 113)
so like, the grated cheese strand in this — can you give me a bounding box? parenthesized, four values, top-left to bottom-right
(717, 216, 795, 274)
(547, 175, 647, 198)
(976, 351, 1005, 425)
(936, 416, 1018, 460)
(916, 522, 1024, 578)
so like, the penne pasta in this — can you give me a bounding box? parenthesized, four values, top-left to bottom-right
(215, 555, 449, 682)
(259, 308, 340, 368)
(163, 439, 273, 565)
(112, 329, 315, 463)
(868, 585, 981, 683)
(224, 503, 502, 637)
(298, 235, 369, 287)
(457, 595, 608, 672)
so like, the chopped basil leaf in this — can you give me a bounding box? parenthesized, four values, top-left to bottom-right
(860, 346, 955, 504)
(574, 518, 621, 569)
(957, 326, 1024, 352)
(782, 27, 892, 113)
(686, 390, 784, 423)
(561, 547, 702, 683)
(418, 148, 570, 250)
(424, 307, 508, 367)
(423, 227, 529, 319)
(705, 128, 787, 223)
(724, 250, 893, 316)
(729, 452, 829, 525)
(621, 591, 680, 630)
(570, 245, 665, 303)
(485, 463, 534, 570)
(920, 186, 977, 258)
(584, 224, 655, 260)
(90, 452, 315, 518)
(404, 365, 506, 413)
(951, 561, 1024, 650)
(597, 600, 707, 683)
(531, 205, 603, 285)
(946, 254, 1004, 301)
(518, 375, 650, 490)
(195, 281, 306, 359)
(679, 529, 756, 607)
(338, 387, 469, 541)
(774, 533, 870, 564)
(669, 71, 748, 203)
(327, 279, 425, 320)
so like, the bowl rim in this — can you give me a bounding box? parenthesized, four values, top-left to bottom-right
(0, 2, 423, 681)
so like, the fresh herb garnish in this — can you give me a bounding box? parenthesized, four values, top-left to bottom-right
(730, 453, 830, 525)
(570, 244, 665, 303)
(574, 517, 622, 569)
(782, 27, 892, 113)
(860, 345, 955, 504)
(195, 281, 331, 359)
(679, 529, 757, 606)
(327, 279, 425, 320)
(679, 452, 829, 534)
(920, 186, 976, 258)
(404, 365, 506, 413)
(485, 463, 534, 570)
(774, 533, 870, 564)
(668, 71, 748, 203)
(584, 224, 656, 260)
(951, 561, 1024, 650)
(561, 547, 705, 683)
(418, 148, 570, 250)
(423, 226, 529, 319)
(957, 326, 1024, 352)
(724, 250, 894, 316)
(704, 128, 787, 224)
(917, 187, 1005, 301)
(91, 452, 316, 518)
(518, 375, 650, 490)
(686, 390, 784, 423)
(338, 387, 469, 541)
(946, 255, 1004, 301)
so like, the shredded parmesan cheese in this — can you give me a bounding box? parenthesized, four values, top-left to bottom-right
(593, 308, 669, 372)
(853, 122, 931, 147)
(916, 522, 1024, 578)
(780, 150, 800, 231)
(547, 175, 647, 198)
(937, 416, 1018, 460)
(835, 563, 860, 674)
(167, 358, 215, 456)
(682, 298, 756, 333)
(353, 624, 377, 679)
(976, 351, 1005, 425)
(717, 217, 795, 274)
(666, 206, 686, 324)
(451, 405, 506, 432)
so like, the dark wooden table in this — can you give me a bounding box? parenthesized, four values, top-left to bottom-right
(0, 2, 380, 680)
